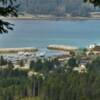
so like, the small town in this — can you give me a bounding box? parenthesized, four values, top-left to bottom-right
(0, 44, 100, 73)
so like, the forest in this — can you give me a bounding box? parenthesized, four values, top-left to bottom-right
(16, 0, 100, 16)
(0, 55, 100, 100)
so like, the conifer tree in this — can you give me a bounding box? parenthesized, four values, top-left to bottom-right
(84, 0, 100, 6)
(0, 0, 18, 33)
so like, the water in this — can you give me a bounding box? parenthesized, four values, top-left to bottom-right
(0, 20, 100, 49)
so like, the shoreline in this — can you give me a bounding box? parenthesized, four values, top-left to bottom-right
(0, 45, 78, 54)
(1, 16, 100, 21)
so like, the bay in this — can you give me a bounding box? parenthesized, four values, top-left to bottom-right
(0, 20, 100, 49)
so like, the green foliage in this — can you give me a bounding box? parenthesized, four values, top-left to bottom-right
(0, 0, 18, 33)
(87, 56, 100, 71)
(84, 0, 100, 7)
(21, 97, 41, 100)
(30, 58, 59, 72)
(0, 57, 100, 100)
(43, 70, 100, 100)
(30, 59, 43, 72)
(7, 61, 14, 69)
(19, 60, 25, 67)
(18, 0, 94, 17)
(0, 55, 7, 66)
(67, 57, 78, 68)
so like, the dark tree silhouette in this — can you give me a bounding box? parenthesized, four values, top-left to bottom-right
(0, 0, 18, 33)
(84, 0, 100, 6)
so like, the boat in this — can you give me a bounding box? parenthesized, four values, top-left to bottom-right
(36, 51, 46, 57)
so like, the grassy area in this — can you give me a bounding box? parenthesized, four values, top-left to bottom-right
(20, 97, 41, 100)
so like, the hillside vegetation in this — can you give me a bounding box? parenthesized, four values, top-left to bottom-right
(16, 0, 99, 17)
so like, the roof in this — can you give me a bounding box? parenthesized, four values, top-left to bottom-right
(92, 46, 100, 51)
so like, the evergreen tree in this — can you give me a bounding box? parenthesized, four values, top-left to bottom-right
(84, 0, 100, 6)
(67, 57, 78, 68)
(7, 61, 14, 69)
(0, 0, 18, 33)
(19, 60, 25, 67)
(0, 55, 7, 66)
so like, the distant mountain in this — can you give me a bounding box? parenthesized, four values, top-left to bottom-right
(16, 0, 100, 17)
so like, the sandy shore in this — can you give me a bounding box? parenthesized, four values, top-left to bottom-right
(1, 16, 100, 20)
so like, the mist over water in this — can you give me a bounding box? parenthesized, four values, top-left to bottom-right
(0, 20, 100, 48)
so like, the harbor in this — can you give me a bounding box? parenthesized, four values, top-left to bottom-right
(0, 45, 73, 69)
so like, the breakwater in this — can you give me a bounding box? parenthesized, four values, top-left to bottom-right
(47, 45, 78, 51)
(0, 47, 38, 53)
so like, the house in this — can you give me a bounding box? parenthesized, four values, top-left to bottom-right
(90, 12, 100, 18)
(79, 57, 91, 65)
(73, 56, 91, 73)
(73, 65, 87, 73)
(88, 44, 100, 55)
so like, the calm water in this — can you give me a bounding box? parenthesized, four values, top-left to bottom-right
(0, 20, 100, 49)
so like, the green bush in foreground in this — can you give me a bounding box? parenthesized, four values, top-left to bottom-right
(0, 57, 100, 100)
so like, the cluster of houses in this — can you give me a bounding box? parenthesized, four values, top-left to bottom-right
(87, 44, 100, 55)
(0, 44, 100, 72)
(2, 52, 35, 69)
(0, 49, 68, 69)
(74, 44, 100, 73)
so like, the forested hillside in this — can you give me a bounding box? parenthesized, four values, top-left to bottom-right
(16, 0, 99, 16)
